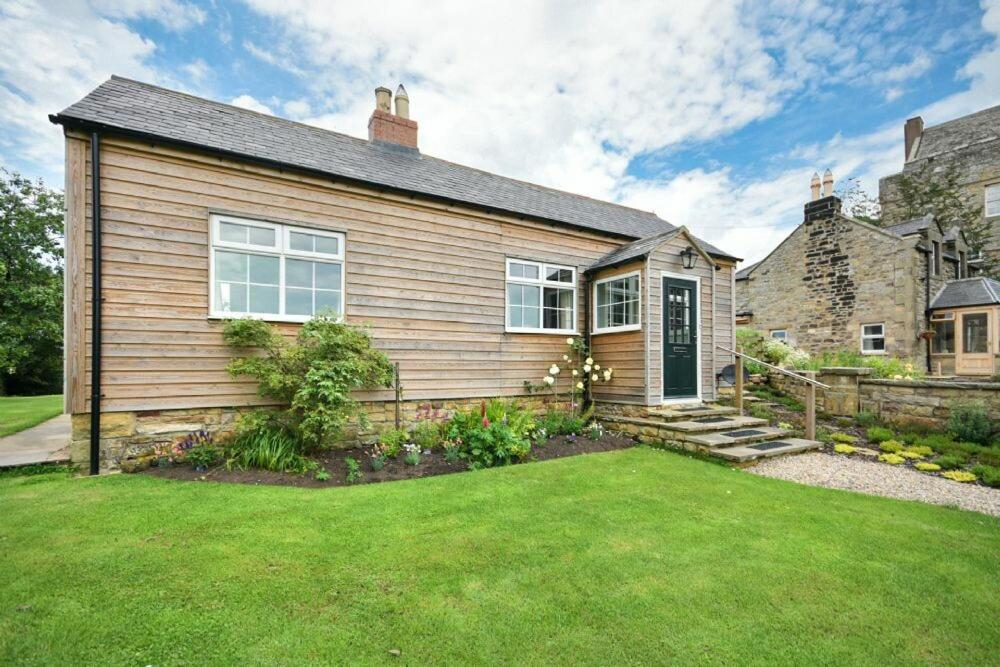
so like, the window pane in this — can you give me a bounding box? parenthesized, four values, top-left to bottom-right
(863, 324, 883, 336)
(248, 255, 279, 285)
(932, 321, 954, 354)
(249, 226, 276, 247)
(523, 284, 540, 308)
(509, 303, 523, 327)
(546, 267, 573, 283)
(220, 222, 246, 244)
(315, 236, 339, 255)
(521, 306, 540, 328)
(315, 290, 342, 315)
(216, 281, 247, 313)
(289, 231, 314, 252)
(509, 262, 538, 280)
(286, 258, 313, 288)
(216, 250, 247, 282)
(597, 282, 610, 308)
(964, 314, 988, 353)
(249, 285, 279, 314)
(315, 262, 342, 289)
(507, 283, 523, 306)
(286, 287, 312, 315)
(597, 304, 611, 329)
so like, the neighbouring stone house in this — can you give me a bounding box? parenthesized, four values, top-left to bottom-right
(879, 104, 1000, 267)
(736, 172, 970, 370)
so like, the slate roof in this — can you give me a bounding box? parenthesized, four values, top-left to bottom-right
(586, 229, 683, 272)
(735, 262, 759, 281)
(882, 214, 935, 237)
(51, 76, 736, 259)
(908, 104, 1000, 164)
(930, 277, 1000, 309)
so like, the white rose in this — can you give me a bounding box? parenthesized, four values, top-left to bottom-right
(594, 364, 600, 371)
(562, 355, 569, 361)
(603, 370, 612, 381)
(583, 364, 592, 372)
(543, 375, 555, 385)
(576, 382, 584, 390)
(572, 370, 578, 377)
(591, 374, 598, 381)
(566, 337, 574, 345)
(549, 365, 560, 375)
(585, 357, 594, 365)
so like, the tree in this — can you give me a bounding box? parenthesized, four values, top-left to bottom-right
(0, 169, 64, 395)
(835, 176, 882, 225)
(888, 161, 996, 277)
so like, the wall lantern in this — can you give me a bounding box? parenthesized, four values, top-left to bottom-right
(680, 246, 697, 270)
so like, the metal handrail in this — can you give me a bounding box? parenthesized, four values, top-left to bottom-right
(716, 345, 830, 389)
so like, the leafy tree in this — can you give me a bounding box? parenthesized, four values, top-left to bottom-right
(835, 176, 882, 225)
(887, 162, 996, 277)
(0, 170, 64, 395)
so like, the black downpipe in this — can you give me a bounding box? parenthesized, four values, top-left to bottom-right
(924, 250, 932, 374)
(89, 132, 102, 475)
(583, 275, 592, 411)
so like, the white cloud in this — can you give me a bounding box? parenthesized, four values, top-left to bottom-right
(230, 94, 274, 115)
(283, 98, 311, 118)
(89, 0, 206, 31)
(183, 58, 211, 84)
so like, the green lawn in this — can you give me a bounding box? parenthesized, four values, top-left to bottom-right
(0, 395, 62, 438)
(1, 448, 997, 665)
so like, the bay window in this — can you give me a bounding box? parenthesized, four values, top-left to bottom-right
(594, 271, 641, 333)
(506, 259, 576, 333)
(210, 214, 344, 322)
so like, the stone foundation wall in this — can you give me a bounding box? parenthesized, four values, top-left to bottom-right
(73, 394, 570, 473)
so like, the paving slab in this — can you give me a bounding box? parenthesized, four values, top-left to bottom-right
(661, 415, 769, 433)
(712, 438, 822, 462)
(686, 426, 793, 448)
(0, 414, 71, 468)
(648, 404, 738, 421)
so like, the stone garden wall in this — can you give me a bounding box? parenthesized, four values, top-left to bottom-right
(765, 368, 1000, 428)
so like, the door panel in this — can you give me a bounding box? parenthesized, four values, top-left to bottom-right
(957, 311, 993, 375)
(663, 277, 698, 398)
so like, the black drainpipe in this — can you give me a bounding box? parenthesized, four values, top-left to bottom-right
(923, 249, 932, 374)
(583, 272, 592, 411)
(89, 132, 102, 475)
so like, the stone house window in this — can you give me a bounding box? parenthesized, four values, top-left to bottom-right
(769, 330, 788, 341)
(986, 183, 1000, 217)
(932, 241, 942, 276)
(860, 323, 886, 355)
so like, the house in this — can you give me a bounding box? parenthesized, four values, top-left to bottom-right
(50, 77, 739, 472)
(928, 277, 1000, 376)
(735, 171, 971, 369)
(879, 105, 1000, 266)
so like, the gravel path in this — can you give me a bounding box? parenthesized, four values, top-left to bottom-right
(749, 453, 1000, 518)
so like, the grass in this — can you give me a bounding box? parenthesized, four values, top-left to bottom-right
(1, 448, 998, 665)
(0, 395, 62, 438)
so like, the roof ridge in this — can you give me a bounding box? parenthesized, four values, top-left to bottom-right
(103, 75, 667, 224)
(921, 103, 1000, 133)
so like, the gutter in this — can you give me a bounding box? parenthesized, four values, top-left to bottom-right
(89, 132, 102, 475)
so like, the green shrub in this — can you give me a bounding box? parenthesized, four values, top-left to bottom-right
(447, 401, 534, 469)
(831, 433, 857, 444)
(442, 441, 461, 464)
(834, 444, 856, 455)
(976, 446, 1000, 468)
(403, 443, 420, 466)
(187, 445, 221, 470)
(914, 433, 956, 452)
(536, 408, 587, 437)
(915, 462, 941, 472)
(314, 469, 331, 482)
(226, 424, 314, 473)
(878, 453, 905, 465)
(378, 428, 408, 458)
(941, 470, 976, 483)
(853, 412, 878, 428)
(411, 420, 444, 450)
(933, 454, 967, 470)
(899, 432, 921, 445)
(879, 440, 904, 453)
(905, 445, 934, 457)
(749, 403, 775, 421)
(223, 316, 394, 448)
(816, 428, 834, 444)
(971, 465, 1000, 488)
(898, 450, 924, 460)
(866, 427, 895, 444)
(345, 457, 363, 483)
(947, 400, 995, 445)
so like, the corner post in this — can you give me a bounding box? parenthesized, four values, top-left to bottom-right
(734, 350, 744, 415)
(394, 362, 401, 429)
(804, 370, 816, 441)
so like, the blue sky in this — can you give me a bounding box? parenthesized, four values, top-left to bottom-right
(2, 0, 998, 262)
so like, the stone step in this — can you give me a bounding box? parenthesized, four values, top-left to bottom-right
(659, 415, 769, 434)
(685, 426, 793, 448)
(646, 404, 739, 422)
(710, 438, 823, 462)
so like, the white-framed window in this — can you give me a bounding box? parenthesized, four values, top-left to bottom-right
(593, 271, 641, 333)
(861, 323, 886, 354)
(769, 330, 788, 341)
(986, 183, 1000, 217)
(932, 241, 941, 276)
(505, 258, 576, 334)
(209, 214, 345, 323)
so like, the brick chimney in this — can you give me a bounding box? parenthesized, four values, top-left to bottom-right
(803, 170, 842, 222)
(368, 84, 418, 149)
(904, 116, 923, 162)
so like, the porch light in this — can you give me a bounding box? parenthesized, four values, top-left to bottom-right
(680, 246, 697, 270)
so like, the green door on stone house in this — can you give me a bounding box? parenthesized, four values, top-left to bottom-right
(662, 276, 698, 398)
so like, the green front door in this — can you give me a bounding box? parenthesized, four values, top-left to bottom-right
(663, 276, 698, 398)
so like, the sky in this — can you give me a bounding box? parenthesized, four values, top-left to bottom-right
(2, 0, 999, 265)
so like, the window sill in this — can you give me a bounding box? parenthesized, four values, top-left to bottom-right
(592, 324, 642, 335)
(505, 327, 579, 336)
(208, 313, 342, 324)
(860, 350, 886, 356)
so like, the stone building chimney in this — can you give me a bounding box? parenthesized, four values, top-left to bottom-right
(904, 116, 923, 161)
(803, 170, 842, 222)
(368, 84, 418, 149)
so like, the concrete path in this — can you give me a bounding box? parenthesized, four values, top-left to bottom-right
(0, 414, 71, 468)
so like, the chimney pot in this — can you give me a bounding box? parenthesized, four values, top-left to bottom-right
(374, 86, 392, 112)
(822, 169, 834, 197)
(810, 172, 821, 201)
(394, 84, 410, 119)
